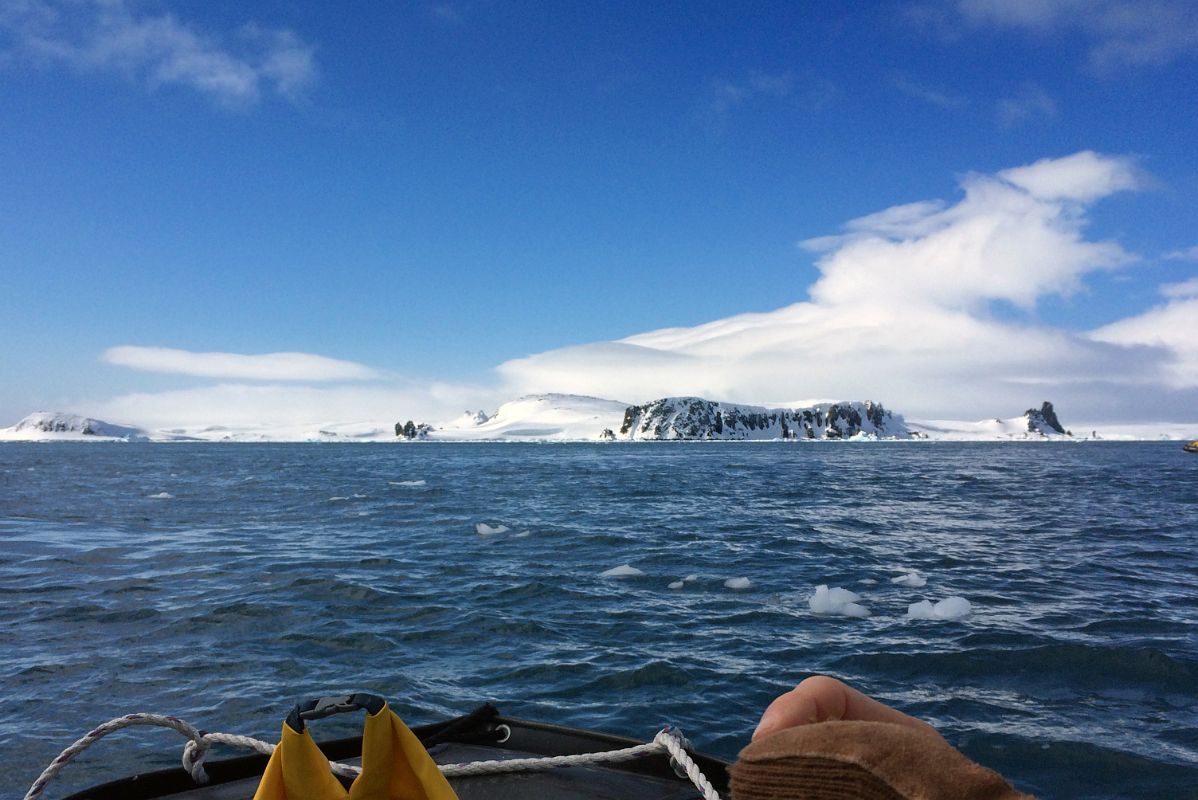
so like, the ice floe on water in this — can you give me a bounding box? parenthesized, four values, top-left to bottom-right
(668, 581, 684, 590)
(808, 585, 871, 618)
(907, 596, 972, 621)
(891, 571, 927, 587)
(148, 492, 173, 499)
(724, 577, 752, 590)
(513, 530, 531, 538)
(475, 523, 509, 536)
(684, 574, 698, 583)
(600, 564, 645, 578)
(859, 578, 878, 585)
(389, 480, 426, 487)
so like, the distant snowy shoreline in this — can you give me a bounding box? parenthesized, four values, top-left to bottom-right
(3, 395, 1194, 444)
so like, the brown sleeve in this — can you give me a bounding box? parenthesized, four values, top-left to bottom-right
(730, 720, 1035, 800)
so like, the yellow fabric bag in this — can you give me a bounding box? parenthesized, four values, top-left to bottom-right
(252, 694, 459, 800)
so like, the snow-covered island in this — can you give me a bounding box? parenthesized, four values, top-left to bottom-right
(10, 395, 1185, 443)
(0, 412, 148, 441)
(404, 397, 1074, 442)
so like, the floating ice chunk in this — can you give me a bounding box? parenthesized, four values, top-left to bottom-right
(148, 492, 173, 499)
(329, 496, 349, 502)
(841, 602, 871, 617)
(513, 530, 531, 538)
(891, 572, 927, 587)
(668, 581, 684, 590)
(724, 577, 752, 590)
(907, 596, 972, 621)
(808, 585, 872, 618)
(389, 480, 426, 486)
(475, 523, 510, 535)
(859, 578, 878, 585)
(601, 564, 645, 578)
(683, 574, 699, 582)
(907, 600, 935, 619)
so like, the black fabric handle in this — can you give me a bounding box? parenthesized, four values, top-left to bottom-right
(285, 692, 387, 733)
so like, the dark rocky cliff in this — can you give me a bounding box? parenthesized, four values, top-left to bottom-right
(616, 397, 908, 440)
(1024, 401, 1069, 436)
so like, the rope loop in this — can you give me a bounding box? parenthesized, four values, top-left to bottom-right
(180, 736, 212, 784)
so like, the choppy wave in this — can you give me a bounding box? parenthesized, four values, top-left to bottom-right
(1, 442, 1196, 799)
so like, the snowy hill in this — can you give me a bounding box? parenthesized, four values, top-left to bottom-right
(427, 394, 629, 441)
(616, 397, 907, 440)
(0, 412, 146, 441)
(907, 401, 1072, 441)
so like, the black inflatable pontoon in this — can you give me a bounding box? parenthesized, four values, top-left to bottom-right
(59, 704, 729, 800)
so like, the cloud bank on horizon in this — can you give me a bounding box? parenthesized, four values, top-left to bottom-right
(497, 151, 1198, 422)
(83, 151, 1198, 428)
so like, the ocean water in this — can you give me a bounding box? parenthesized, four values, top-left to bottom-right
(2, 442, 1197, 799)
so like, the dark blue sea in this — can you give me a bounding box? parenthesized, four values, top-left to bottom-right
(3, 442, 1197, 799)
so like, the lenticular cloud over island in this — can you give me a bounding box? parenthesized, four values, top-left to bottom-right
(102, 346, 381, 382)
(499, 151, 1196, 421)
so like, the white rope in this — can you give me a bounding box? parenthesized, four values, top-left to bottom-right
(655, 728, 723, 800)
(24, 714, 212, 800)
(439, 738, 664, 775)
(26, 715, 722, 800)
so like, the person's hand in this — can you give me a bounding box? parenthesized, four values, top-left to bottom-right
(752, 675, 943, 742)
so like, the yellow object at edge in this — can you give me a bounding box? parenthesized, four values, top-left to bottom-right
(252, 702, 460, 800)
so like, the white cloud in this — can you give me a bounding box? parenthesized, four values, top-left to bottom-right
(952, 0, 1198, 71)
(498, 151, 1198, 421)
(997, 150, 1143, 202)
(1161, 277, 1198, 298)
(996, 83, 1057, 127)
(0, 0, 316, 105)
(102, 346, 380, 382)
(1091, 289, 1198, 389)
(1164, 245, 1198, 261)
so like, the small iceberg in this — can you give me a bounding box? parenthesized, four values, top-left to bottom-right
(475, 523, 510, 536)
(891, 571, 927, 588)
(907, 596, 972, 621)
(808, 585, 871, 618)
(389, 480, 426, 487)
(600, 564, 645, 578)
(148, 492, 174, 499)
(668, 581, 684, 590)
(724, 577, 752, 590)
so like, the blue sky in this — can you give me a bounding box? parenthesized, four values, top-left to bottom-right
(2, 0, 1197, 426)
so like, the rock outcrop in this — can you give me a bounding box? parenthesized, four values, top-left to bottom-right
(616, 397, 908, 440)
(395, 420, 433, 439)
(1024, 401, 1069, 436)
